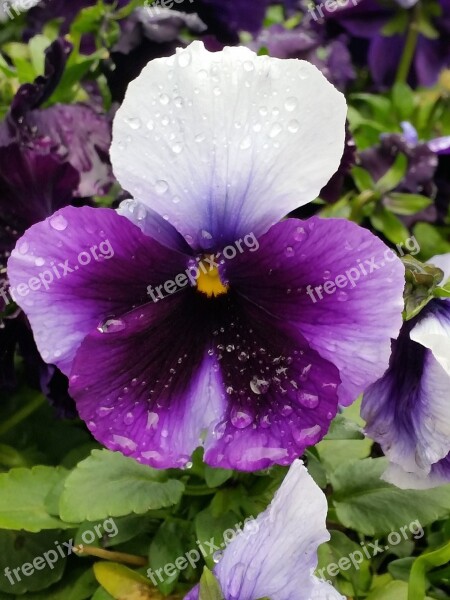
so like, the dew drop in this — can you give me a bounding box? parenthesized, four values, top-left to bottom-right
(285, 97, 298, 112)
(285, 246, 295, 257)
(240, 136, 252, 150)
(297, 391, 320, 409)
(243, 61, 255, 72)
(294, 226, 306, 241)
(50, 215, 68, 231)
(35, 257, 45, 267)
(250, 376, 270, 395)
(269, 123, 283, 138)
(97, 318, 126, 334)
(18, 241, 29, 255)
(177, 51, 192, 67)
(124, 412, 135, 425)
(155, 180, 169, 195)
(213, 550, 223, 564)
(231, 408, 254, 429)
(337, 291, 349, 302)
(159, 93, 170, 105)
(125, 117, 141, 130)
(288, 119, 300, 133)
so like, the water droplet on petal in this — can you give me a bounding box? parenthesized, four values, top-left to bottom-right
(297, 391, 320, 409)
(18, 241, 29, 255)
(285, 97, 298, 112)
(240, 136, 252, 150)
(231, 408, 253, 429)
(125, 117, 141, 130)
(155, 180, 169, 195)
(97, 318, 126, 333)
(269, 123, 283, 138)
(178, 51, 192, 67)
(337, 291, 349, 302)
(294, 226, 306, 242)
(35, 257, 45, 267)
(288, 119, 300, 133)
(159, 93, 170, 105)
(50, 215, 68, 231)
(250, 376, 270, 395)
(213, 550, 223, 563)
(285, 246, 295, 257)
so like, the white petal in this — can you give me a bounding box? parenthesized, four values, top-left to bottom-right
(428, 253, 450, 284)
(309, 577, 345, 600)
(410, 301, 450, 376)
(382, 461, 449, 490)
(111, 41, 347, 249)
(214, 460, 334, 600)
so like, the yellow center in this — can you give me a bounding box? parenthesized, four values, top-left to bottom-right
(197, 260, 228, 298)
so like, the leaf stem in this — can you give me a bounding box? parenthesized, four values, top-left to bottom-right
(0, 394, 46, 437)
(395, 4, 421, 85)
(74, 545, 148, 567)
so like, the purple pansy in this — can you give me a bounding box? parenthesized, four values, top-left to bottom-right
(184, 460, 343, 600)
(8, 42, 405, 470)
(362, 254, 450, 489)
(321, 0, 450, 88)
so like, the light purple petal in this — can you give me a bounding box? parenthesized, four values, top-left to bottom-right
(7, 205, 188, 374)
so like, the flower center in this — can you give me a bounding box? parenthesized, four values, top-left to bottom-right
(196, 258, 228, 298)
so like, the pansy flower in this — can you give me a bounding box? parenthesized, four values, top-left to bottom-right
(320, 0, 450, 88)
(183, 459, 344, 600)
(8, 42, 405, 470)
(362, 254, 450, 489)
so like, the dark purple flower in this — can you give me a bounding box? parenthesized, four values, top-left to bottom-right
(0, 39, 114, 197)
(8, 43, 405, 470)
(320, 0, 450, 88)
(362, 254, 450, 489)
(184, 460, 343, 600)
(250, 23, 355, 91)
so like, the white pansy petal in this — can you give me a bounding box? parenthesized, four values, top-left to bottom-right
(310, 577, 345, 600)
(213, 460, 333, 600)
(410, 300, 450, 376)
(111, 41, 347, 249)
(428, 253, 450, 284)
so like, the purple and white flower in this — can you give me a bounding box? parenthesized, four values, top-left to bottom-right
(362, 254, 450, 489)
(185, 459, 344, 600)
(8, 42, 405, 470)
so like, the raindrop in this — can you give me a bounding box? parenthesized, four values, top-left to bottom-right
(337, 291, 348, 302)
(297, 391, 320, 409)
(35, 257, 45, 267)
(155, 180, 169, 195)
(231, 408, 253, 429)
(243, 61, 255, 72)
(124, 412, 135, 425)
(240, 136, 252, 150)
(288, 119, 300, 133)
(294, 226, 306, 241)
(285, 97, 298, 112)
(172, 142, 183, 154)
(159, 93, 170, 105)
(238, 352, 249, 362)
(18, 241, 29, 255)
(50, 215, 68, 231)
(213, 550, 223, 563)
(177, 51, 192, 67)
(195, 133, 206, 143)
(97, 318, 126, 333)
(269, 123, 283, 138)
(250, 376, 270, 395)
(125, 117, 141, 130)
(284, 246, 295, 258)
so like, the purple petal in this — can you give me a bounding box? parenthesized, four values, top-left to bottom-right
(226, 217, 405, 406)
(7, 205, 189, 375)
(70, 295, 226, 468)
(362, 300, 450, 488)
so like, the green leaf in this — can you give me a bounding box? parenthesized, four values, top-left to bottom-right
(195, 509, 240, 568)
(384, 193, 432, 215)
(331, 458, 450, 536)
(317, 530, 372, 595)
(391, 83, 415, 120)
(0, 530, 67, 594)
(148, 520, 188, 594)
(375, 153, 408, 194)
(59, 450, 184, 522)
(204, 466, 233, 488)
(351, 166, 376, 193)
(324, 415, 365, 441)
(412, 223, 450, 260)
(370, 206, 411, 245)
(408, 540, 450, 600)
(199, 567, 224, 600)
(93, 562, 153, 600)
(0, 466, 73, 531)
(22, 567, 98, 600)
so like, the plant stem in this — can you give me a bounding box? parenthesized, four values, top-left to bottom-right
(74, 545, 148, 567)
(0, 394, 45, 437)
(395, 4, 421, 85)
